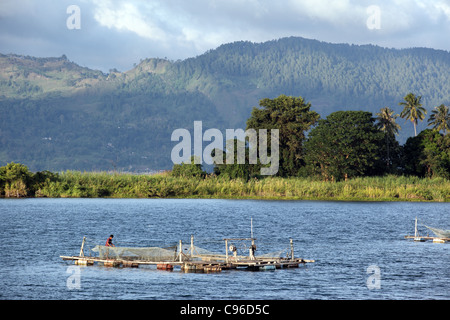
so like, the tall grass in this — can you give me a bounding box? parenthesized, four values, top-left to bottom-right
(33, 171, 450, 202)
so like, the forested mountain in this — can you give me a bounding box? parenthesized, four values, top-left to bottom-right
(1, 37, 450, 172)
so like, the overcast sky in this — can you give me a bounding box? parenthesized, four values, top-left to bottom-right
(1, 0, 449, 72)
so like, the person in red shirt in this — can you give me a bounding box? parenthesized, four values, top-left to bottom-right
(105, 235, 115, 247)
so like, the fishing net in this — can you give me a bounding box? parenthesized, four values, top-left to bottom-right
(92, 245, 177, 262)
(90, 244, 284, 262)
(258, 250, 287, 259)
(423, 226, 450, 238)
(91, 244, 223, 262)
(181, 244, 220, 256)
(88, 233, 295, 263)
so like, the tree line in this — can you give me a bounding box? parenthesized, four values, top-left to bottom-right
(174, 93, 450, 181)
(1, 93, 449, 198)
(0, 162, 59, 197)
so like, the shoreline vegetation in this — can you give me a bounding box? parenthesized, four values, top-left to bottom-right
(1, 166, 449, 202)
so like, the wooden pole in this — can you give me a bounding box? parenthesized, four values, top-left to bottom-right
(79, 237, 86, 257)
(250, 218, 256, 260)
(290, 239, 294, 261)
(190, 235, 194, 258)
(415, 217, 418, 237)
(179, 240, 183, 262)
(225, 239, 229, 263)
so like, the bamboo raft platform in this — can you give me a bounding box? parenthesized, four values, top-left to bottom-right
(60, 235, 315, 273)
(60, 255, 314, 271)
(404, 217, 449, 243)
(404, 236, 449, 243)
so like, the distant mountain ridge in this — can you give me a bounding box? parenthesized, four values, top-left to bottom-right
(1, 37, 450, 171)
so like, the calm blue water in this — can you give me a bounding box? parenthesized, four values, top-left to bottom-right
(0, 198, 448, 300)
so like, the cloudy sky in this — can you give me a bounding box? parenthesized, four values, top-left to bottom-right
(1, 0, 449, 72)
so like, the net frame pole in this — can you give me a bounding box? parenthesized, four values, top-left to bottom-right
(225, 239, 229, 263)
(290, 239, 294, 261)
(79, 237, 86, 257)
(415, 217, 418, 237)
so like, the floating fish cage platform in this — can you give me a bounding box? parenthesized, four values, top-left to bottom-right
(404, 235, 449, 243)
(405, 218, 449, 243)
(60, 235, 314, 273)
(60, 255, 314, 272)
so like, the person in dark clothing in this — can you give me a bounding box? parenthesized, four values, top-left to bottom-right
(105, 234, 115, 247)
(249, 244, 256, 260)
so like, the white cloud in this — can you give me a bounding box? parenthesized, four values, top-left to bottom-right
(433, 1, 450, 21)
(87, 0, 450, 55)
(288, 0, 357, 23)
(92, 0, 167, 41)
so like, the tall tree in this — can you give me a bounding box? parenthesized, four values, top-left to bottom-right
(0, 162, 33, 197)
(399, 93, 427, 137)
(376, 107, 401, 136)
(375, 107, 401, 169)
(246, 95, 319, 177)
(403, 129, 450, 178)
(303, 111, 384, 181)
(428, 104, 450, 135)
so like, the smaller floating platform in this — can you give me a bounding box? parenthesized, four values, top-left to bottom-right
(404, 235, 449, 243)
(405, 218, 449, 243)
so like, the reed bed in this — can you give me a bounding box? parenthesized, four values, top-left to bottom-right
(34, 171, 450, 202)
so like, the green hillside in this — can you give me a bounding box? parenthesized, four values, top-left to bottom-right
(1, 37, 450, 172)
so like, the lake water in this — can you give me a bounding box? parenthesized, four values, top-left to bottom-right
(0, 198, 448, 301)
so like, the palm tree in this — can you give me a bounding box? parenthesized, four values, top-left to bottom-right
(399, 93, 427, 136)
(428, 104, 450, 135)
(376, 107, 401, 136)
(376, 107, 401, 168)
